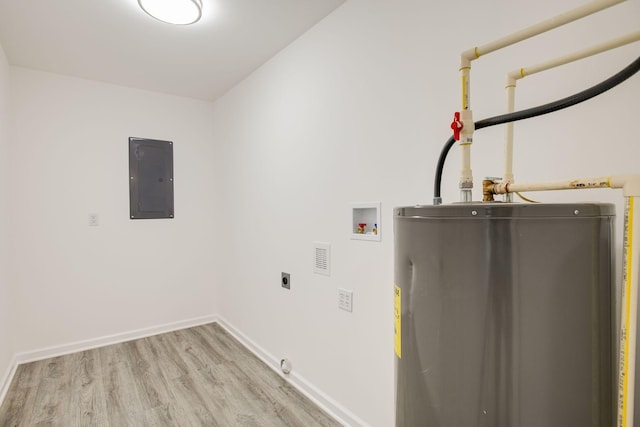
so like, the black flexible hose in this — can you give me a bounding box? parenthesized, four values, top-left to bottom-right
(433, 55, 640, 204)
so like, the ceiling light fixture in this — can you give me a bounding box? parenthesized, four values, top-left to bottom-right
(138, 0, 203, 25)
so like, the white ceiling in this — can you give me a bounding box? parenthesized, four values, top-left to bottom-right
(0, 0, 345, 101)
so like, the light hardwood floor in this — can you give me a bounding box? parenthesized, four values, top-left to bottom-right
(0, 323, 342, 426)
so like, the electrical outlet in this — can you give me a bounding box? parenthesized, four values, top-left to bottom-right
(338, 288, 353, 312)
(281, 272, 290, 290)
(89, 213, 99, 226)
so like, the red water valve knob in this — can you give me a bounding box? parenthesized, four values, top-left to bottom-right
(451, 112, 463, 141)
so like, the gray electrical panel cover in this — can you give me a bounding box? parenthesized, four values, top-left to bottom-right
(129, 137, 174, 219)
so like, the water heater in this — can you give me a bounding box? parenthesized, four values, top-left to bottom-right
(394, 203, 615, 426)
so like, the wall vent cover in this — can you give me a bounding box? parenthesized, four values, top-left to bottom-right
(313, 242, 331, 276)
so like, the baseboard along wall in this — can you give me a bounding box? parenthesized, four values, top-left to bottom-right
(0, 314, 365, 426)
(217, 316, 368, 427)
(0, 314, 218, 408)
(0, 354, 17, 409)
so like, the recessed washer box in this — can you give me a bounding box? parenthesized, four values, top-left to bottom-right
(351, 202, 381, 241)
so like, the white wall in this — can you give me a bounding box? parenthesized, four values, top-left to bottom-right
(8, 68, 219, 353)
(1, 0, 638, 422)
(211, 0, 640, 425)
(0, 43, 14, 389)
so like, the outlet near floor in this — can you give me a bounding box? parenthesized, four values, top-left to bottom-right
(338, 288, 353, 312)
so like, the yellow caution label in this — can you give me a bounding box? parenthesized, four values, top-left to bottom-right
(394, 285, 401, 358)
(461, 75, 468, 110)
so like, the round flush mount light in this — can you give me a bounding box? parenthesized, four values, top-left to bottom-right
(138, 0, 203, 25)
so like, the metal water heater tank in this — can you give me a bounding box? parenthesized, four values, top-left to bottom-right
(394, 203, 615, 427)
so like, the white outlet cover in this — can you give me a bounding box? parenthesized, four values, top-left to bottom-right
(89, 213, 99, 226)
(338, 288, 353, 312)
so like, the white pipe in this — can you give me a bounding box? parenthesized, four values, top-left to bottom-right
(490, 176, 612, 194)
(612, 177, 640, 427)
(507, 31, 640, 85)
(461, 66, 471, 111)
(456, 0, 625, 201)
(487, 174, 640, 195)
(504, 86, 515, 182)
(461, 0, 625, 66)
(501, 31, 640, 203)
(458, 67, 474, 201)
(503, 85, 516, 203)
(618, 196, 640, 427)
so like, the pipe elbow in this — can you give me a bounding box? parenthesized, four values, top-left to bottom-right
(460, 49, 477, 68)
(610, 174, 640, 197)
(506, 69, 522, 86)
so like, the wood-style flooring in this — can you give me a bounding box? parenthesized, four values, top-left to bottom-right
(0, 323, 342, 426)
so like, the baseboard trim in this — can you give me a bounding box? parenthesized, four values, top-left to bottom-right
(0, 354, 18, 408)
(217, 316, 367, 427)
(5, 314, 365, 426)
(15, 314, 218, 365)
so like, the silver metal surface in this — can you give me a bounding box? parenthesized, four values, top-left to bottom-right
(394, 203, 615, 427)
(460, 189, 473, 203)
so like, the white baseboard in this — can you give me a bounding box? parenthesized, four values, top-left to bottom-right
(15, 314, 218, 365)
(0, 354, 18, 408)
(217, 316, 367, 427)
(4, 314, 364, 427)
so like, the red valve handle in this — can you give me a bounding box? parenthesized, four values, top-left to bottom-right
(451, 112, 463, 141)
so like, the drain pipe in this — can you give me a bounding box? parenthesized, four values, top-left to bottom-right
(453, 0, 624, 202)
(485, 174, 640, 427)
(502, 31, 640, 202)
